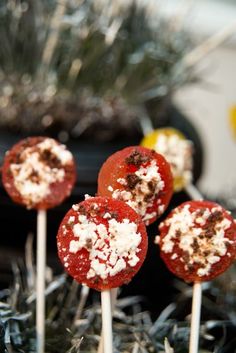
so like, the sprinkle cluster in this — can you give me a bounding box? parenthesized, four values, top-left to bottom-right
(159, 204, 233, 277)
(9, 138, 73, 206)
(63, 208, 142, 280)
(110, 160, 165, 223)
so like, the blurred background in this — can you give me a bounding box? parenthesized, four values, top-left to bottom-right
(0, 1, 236, 351)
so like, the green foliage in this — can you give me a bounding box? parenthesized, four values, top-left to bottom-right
(0, 0, 194, 101)
(0, 0, 196, 138)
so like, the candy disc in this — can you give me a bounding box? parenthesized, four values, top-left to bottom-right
(57, 196, 148, 291)
(141, 128, 193, 192)
(97, 146, 173, 225)
(2, 136, 76, 210)
(158, 200, 236, 282)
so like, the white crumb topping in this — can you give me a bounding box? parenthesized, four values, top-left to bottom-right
(160, 204, 233, 277)
(68, 214, 142, 280)
(84, 194, 92, 200)
(38, 139, 72, 165)
(68, 216, 75, 223)
(72, 204, 79, 211)
(108, 185, 114, 192)
(117, 178, 127, 185)
(10, 138, 73, 206)
(103, 212, 112, 219)
(154, 133, 192, 189)
(112, 160, 165, 223)
(158, 205, 165, 214)
(171, 253, 178, 260)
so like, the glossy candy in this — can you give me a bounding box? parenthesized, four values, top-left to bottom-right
(141, 128, 193, 192)
(2, 136, 76, 210)
(97, 146, 173, 225)
(57, 196, 148, 291)
(158, 200, 236, 282)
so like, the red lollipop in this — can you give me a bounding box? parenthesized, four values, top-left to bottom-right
(57, 196, 148, 291)
(98, 146, 173, 225)
(158, 200, 236, 282)
(2, 136, 76, 210)
(2, 136, 76, 353)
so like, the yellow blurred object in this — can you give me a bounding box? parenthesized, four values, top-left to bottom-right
(141, 127, 193, 192)
(229, 106, 236, 140)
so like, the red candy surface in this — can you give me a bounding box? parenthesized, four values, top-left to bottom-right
(158, 200, 236, 282)
(2, 137, 76, 210)
(97, 146, 173, 225)
(57, 196, 148, 291)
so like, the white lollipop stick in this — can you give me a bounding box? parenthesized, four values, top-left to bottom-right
(101, 290, 113, 353)
(189, 282, 202, 353)
(36, 209, 47, 353)
(185, 184, 203, 201)
(98, 287, 118, 353)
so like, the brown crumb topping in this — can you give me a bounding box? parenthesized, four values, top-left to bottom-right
(126, 174, 141, 189)
(40, 149, 62, 169)
(78, 204, 87, 215)
(125, 150, 150, 167)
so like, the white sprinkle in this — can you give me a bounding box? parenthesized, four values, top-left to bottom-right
(84, 194, 92, 200)
(117, 178, 127, 185)
(171, 253, 178, 260)
(69, 240, 81, 253)
(67, 213, 142, 280)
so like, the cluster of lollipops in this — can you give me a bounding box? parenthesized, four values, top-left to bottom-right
(1, 128, 236, 353)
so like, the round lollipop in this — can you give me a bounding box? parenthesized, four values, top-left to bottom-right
(2, 136, 76, 209)
(140, 127, 193, 192)
(2, 136, 76, 353)
(57, 196, 148, 353)
(97, 146, 173, 225)
(157, 200, 236, 353)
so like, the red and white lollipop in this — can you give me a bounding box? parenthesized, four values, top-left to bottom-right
(57, 196, 147, 290)
(57, 196, 147, 353)
(2, 136, 76, 353)
(98, 146, 173, 225)
(157, 200, 236, 353)
(158, 200, 236, 283)
(2, 136, 76, 209)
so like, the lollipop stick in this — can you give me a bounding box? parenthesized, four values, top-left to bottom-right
(98, 287, 118, 353)
(185, 184, 203, 201)
(189, 282, 202, 353)
(36, 210, 47, 353)
(101, 290, 113, 353)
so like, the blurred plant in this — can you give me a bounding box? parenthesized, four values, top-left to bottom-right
(0, 0, 196, 141)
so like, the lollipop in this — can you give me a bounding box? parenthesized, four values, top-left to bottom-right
(157, 200, 236, 353)
(57, 196, 148, 353)
(97, 146, 173, 225)
(141, 127, 193, 192)
(2, 136, 76, 353)
(2, 136, 76, 209)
